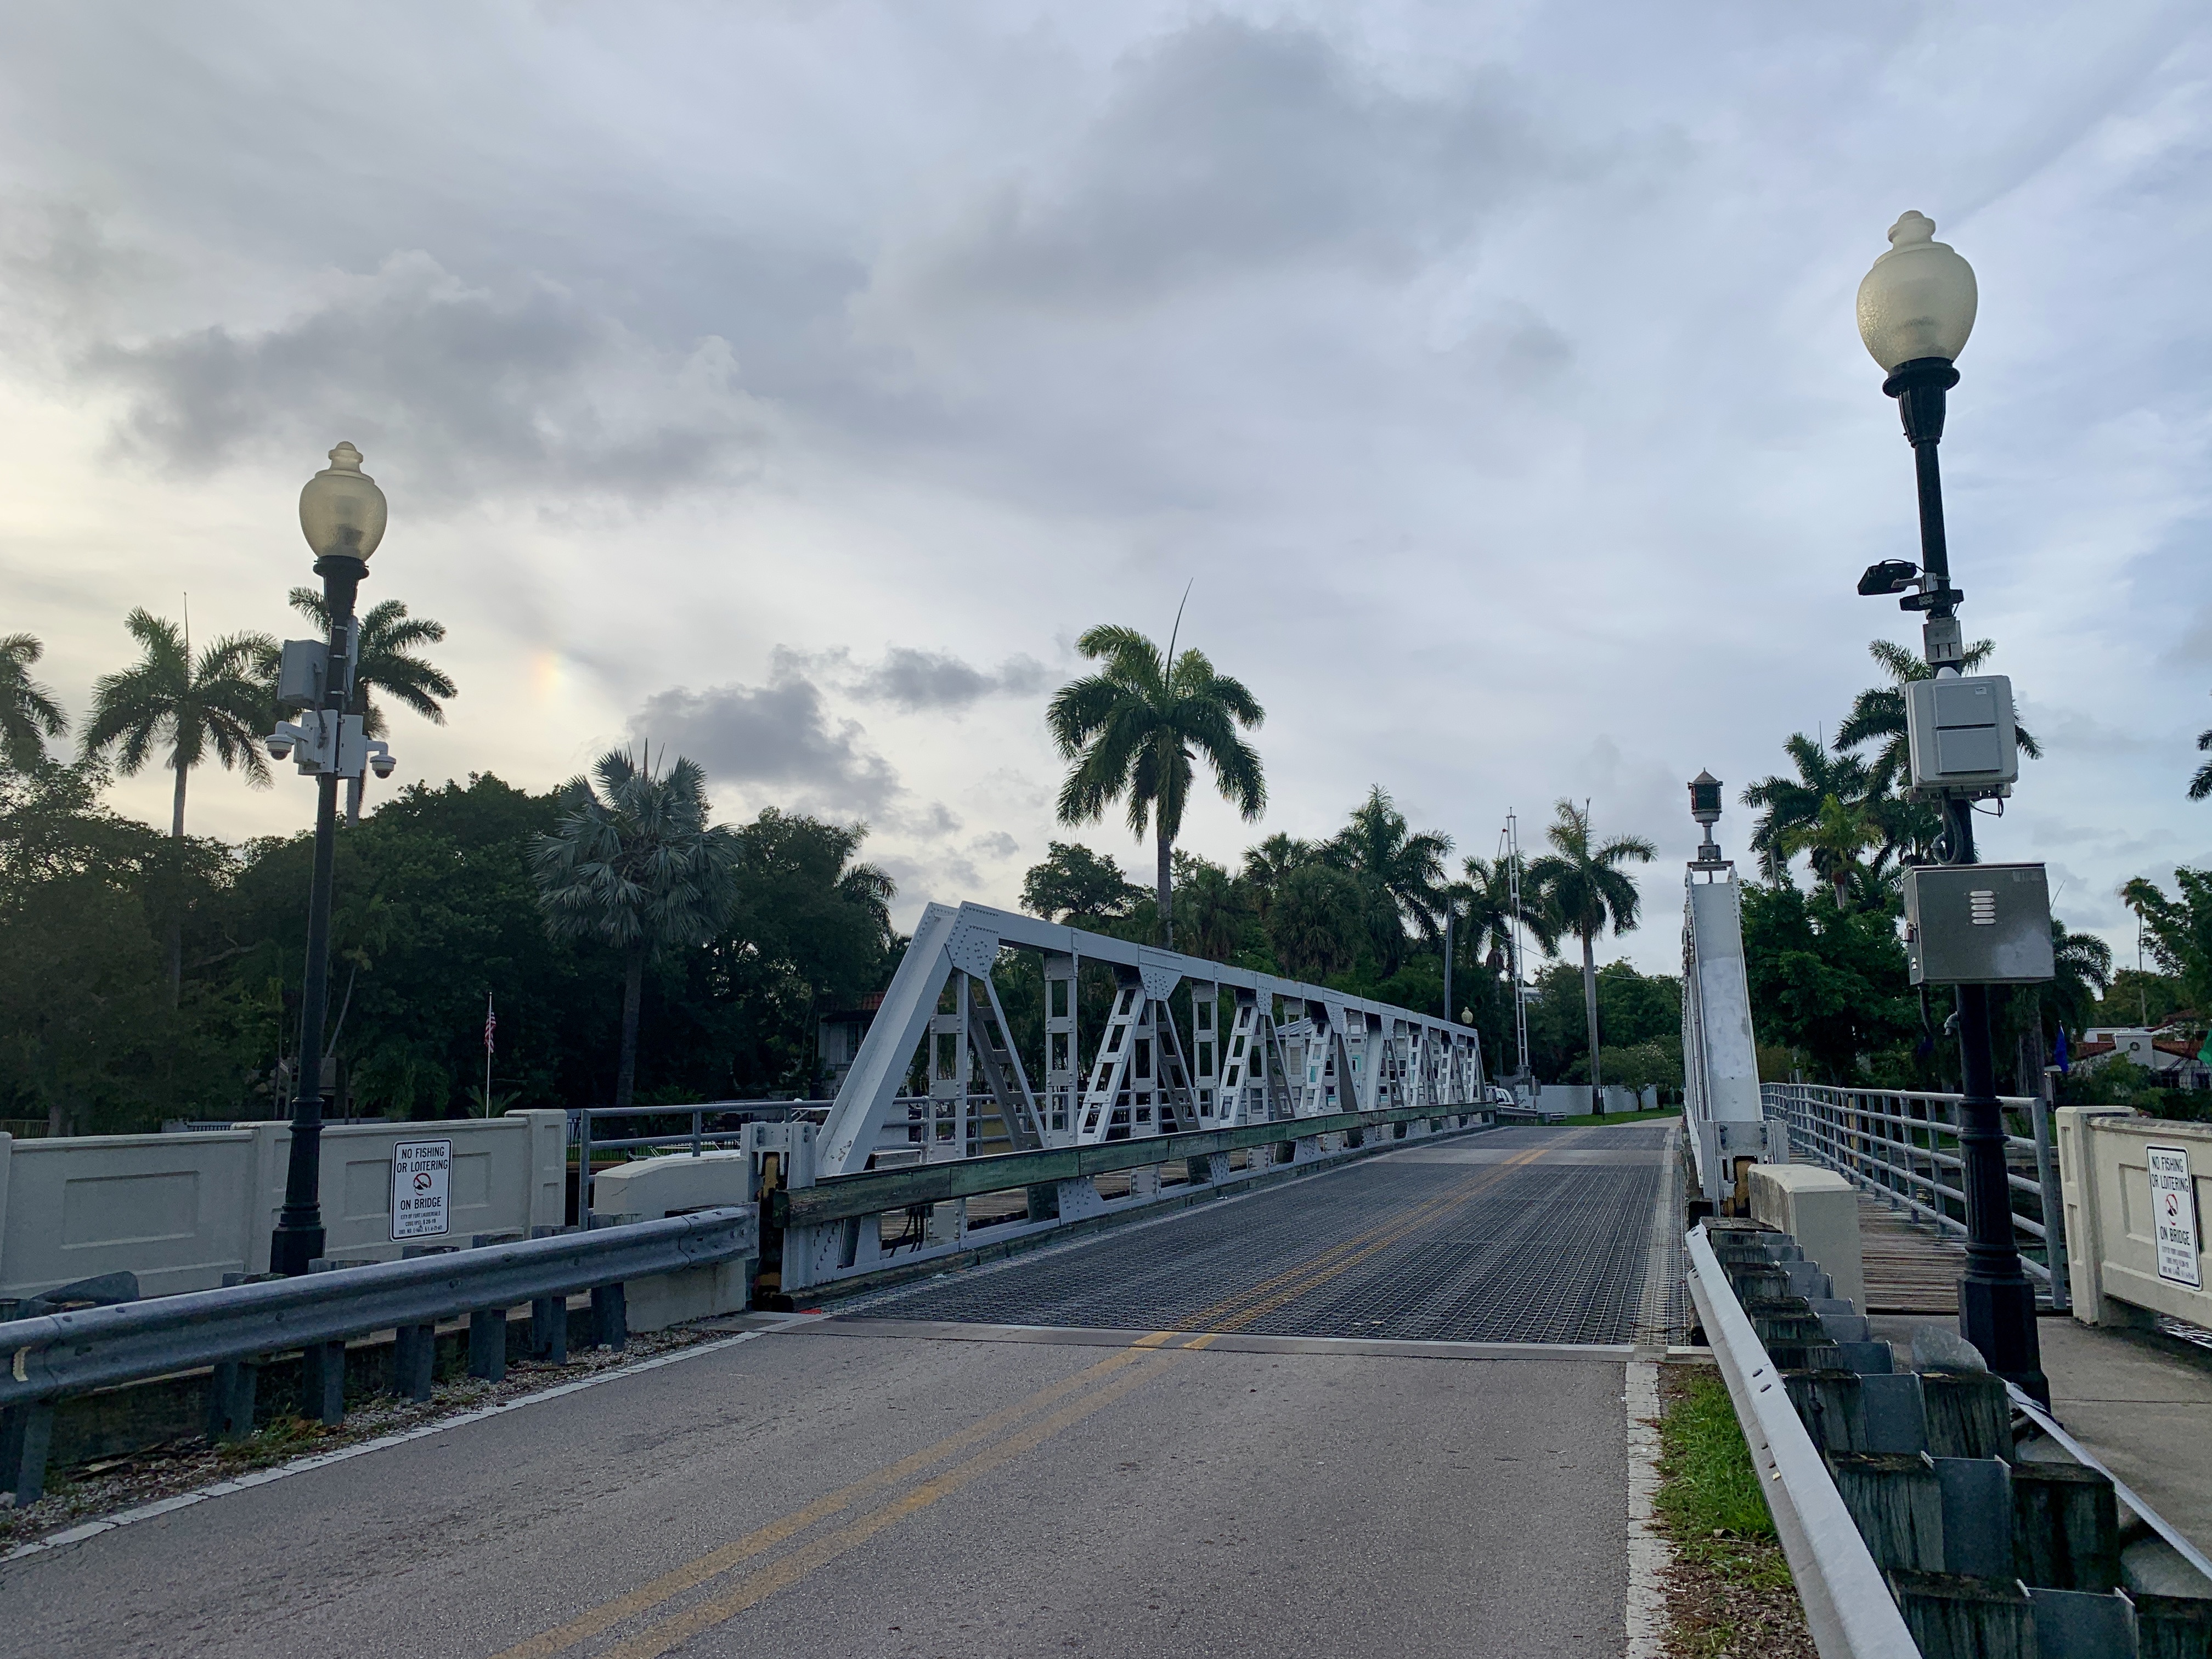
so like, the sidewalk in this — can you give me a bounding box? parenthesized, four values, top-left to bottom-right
(1870, 1311, 2212, 1555)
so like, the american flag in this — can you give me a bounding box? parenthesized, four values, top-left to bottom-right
(483, 992, 496, 1055)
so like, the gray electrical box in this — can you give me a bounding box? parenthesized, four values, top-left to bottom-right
(1905, 675, 2017, 795)
(1901, 862, 2053, 985)
(274, 639, 325, 708)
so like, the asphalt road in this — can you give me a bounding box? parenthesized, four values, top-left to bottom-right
(4, 1121, 1676, 1659)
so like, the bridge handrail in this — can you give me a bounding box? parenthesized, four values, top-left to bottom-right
(775, 1103, 1491, 1228)
(1761, 1080, 2068, 1308)
(0, 1207, 757, 1410)
(1685, 1225, 1920, 1659)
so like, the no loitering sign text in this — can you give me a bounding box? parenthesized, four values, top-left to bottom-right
(391, 1138, 453, 1241)
(2146, 1144, 2202, 1290)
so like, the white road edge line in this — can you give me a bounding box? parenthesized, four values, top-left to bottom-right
(1, 1312, 825, 1568)
(1624, 1357, 1672, 1659)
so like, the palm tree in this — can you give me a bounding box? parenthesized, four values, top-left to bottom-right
(0, 634, 67, 768)
(2190, 727, 2212, 802)
(1525, 800, 1656, 1115)
(1741, 735, 1872, 886)
(1451, 854, 1560, 985)
(82, 608, 275, 1001)
(285, 589, 456, 825)
(1240, 832, 1314, 922)
(1046, 623, 1265, 949)
(2010, 919, 2113, 1092)
(1836, 638, 2041, 798)
(532, 748, 738, 1113)
(1777, 794, 1884, 908)
(1322, 786, 1451, 974)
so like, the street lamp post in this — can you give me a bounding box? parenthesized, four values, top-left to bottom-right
(1855, 214, 2048, 1402)
(267, 443, 390, 1278)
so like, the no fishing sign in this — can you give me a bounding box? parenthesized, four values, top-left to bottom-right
(391, 1139, 453, 1240)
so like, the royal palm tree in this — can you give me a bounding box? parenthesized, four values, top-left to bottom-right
(1836, 638, 2041, 798)
(1047, 623, 1265, 949)
(1740, 735, 1872, 887)
(532, 748, 738, 1113)
(1526, 800, 1656, 1115)
(0, 634, 67, 768)
(285, 589, 456, 825)
(1323, 786, 1451, 974)
(82, 609, 275, 1001)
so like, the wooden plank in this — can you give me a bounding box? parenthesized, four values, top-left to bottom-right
(1857, 1194, 1966, 1314)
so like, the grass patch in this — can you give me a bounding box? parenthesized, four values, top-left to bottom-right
(214, 1414, 336, 1473)
(1655, 1367, 1792, 1589)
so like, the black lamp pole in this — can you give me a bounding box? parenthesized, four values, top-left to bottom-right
(268, 443, 386, 1278)
(1883, 356, 2049, 1405)
(267, 554, 363, 1277)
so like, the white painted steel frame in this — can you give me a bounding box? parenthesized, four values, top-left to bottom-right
(817, 902, 1486, 1178)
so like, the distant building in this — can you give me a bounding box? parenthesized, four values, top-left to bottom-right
(817, 992, 885, 1096)
(2077, 1024, 2209, 1089)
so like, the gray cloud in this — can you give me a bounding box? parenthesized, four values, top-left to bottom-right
(851, 647, 1050, 712)
(867, 18, 1542, 318)
(81, 252, 766, 503)
(631, 673, 899, 817)
(773, 645, 1050, 714)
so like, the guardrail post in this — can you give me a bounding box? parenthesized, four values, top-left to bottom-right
(0, 1401, 53, 1505)
(392, 1324, 436, 1402)
(467, 1309, 507, 1382)
(301, 1340, 347, 1425)
(592, 1283, 627, 1351)
(531, 1296, 568, 1363)
(205, 1358, 257, 1441)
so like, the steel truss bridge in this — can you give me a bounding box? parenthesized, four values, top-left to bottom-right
(6, 900, 1690, 1659)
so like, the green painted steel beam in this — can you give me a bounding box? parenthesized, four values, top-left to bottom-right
(771, 1106, 1489, 1227)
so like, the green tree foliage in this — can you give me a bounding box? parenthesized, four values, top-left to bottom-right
(0, 635, 67, 768)
(2192, 729, 2212, 802)
(1046, 623, 1265, 949)
(1321, 786, 1451, 975)
(2094, 968, 2183, 1031)
(1739, 882, 1918, 1085)
(1267, 862, 1368, 981)
(2121, 870, 2212, 1014)
(284, 589, 456, 825)
(1523, 960, 1681, 1089)
(1741, 736, 1873, 888)
(1018, 840, 1143, 927)
(1526, 800, 1656, 1111)
(532, 749, 740, 1113)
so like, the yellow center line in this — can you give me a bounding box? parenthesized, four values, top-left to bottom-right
(495, 1138, 1553, 1657)
(595, 1352, 1187, 1659)
(483, 1338, 1171, 1659)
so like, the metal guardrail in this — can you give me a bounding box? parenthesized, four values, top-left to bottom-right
(575, 1101, 823, 1221)
(1684, 1225, 1920, 1659)
(775, 1103, 1491, 1229)
(0, 1208, 755, 1410)
(1762, 1081, 2069, 1310)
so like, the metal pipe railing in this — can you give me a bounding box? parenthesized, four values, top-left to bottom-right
(1761, 1081, 2070, 1310)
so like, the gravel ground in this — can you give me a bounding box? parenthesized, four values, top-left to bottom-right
(0, 1321, 731, 1556)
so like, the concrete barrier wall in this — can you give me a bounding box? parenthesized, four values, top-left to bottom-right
(2057, 1107, 2212, 1328)
(0, 1110, 568, 1301)
(1747, 1163, 1866, 1310)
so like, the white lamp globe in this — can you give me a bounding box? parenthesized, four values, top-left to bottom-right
(298, 442, 388, 563)
(1855, 211, 1977, 372)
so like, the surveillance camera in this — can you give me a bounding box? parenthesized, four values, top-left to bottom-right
(1857, 559, 1921, 597)
(267, 731, 295, 761)
(370, 753, 397, 780)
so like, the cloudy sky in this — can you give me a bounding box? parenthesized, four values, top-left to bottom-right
(2, 2, 2208, 975)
